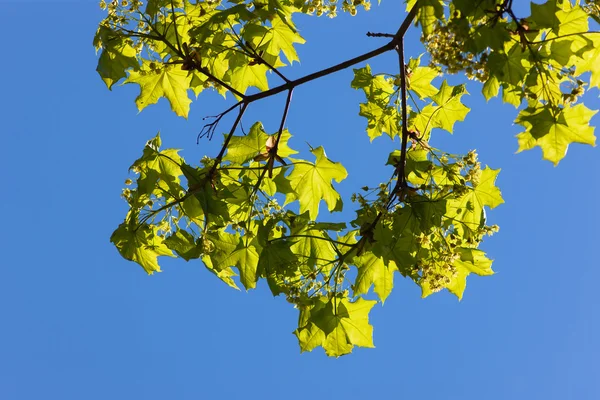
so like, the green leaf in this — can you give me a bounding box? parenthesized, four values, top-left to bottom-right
(111, 223, 174, 274)
(290, 226, 337, 275)
(556, 3, 589, 36)
(446, 167, 504, 238)
(408, 63, 439, 99)
(230, 241, 261, 290)
(372, 208, 420, 277)
(487, 43, 529, 86)
(285, 147, 347, 220)
(502, 84, 523, 108)
(352, 65, 399, 140)
(94, 26, 139, 89)
(202, 251, 241, 291)
(575, 36, 600, 89)
(529, 0, 561, 31)
(224, 122, 269, 165)
(515, 103, 597, 165)
(164, 230, 202, 261)
(125, 61, 192, 118)
(224, 122, 298, 165)
(412, 81, 469, 137)
(181, 164, 231, 224)
(447, 248, 494, 300)
(145, 0, 183, 17)
(358, 101, 400, 140)
(202, 231, 249, 290)
(249, 15, 305, 65)
(295, 297, 376, 357)
(130, 133, 183, 197)
(225, 52, 270, 96)
(482, 76, 500, 101)
(353, 252, 395, 303)
(351, 65, 376, 89)
(258, 240, 300, 296)
(430, 81, 470, 133)
(407, 0, 444, 36)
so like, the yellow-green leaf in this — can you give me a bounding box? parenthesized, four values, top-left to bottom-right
(285, 147, 347, 220)
(125, 61, 192, 118)
(515, 103, 597, 165)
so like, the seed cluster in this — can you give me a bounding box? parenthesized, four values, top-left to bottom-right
(422, 20, 489, 81)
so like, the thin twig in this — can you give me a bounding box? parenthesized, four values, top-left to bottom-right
(269, 234, 354, 247)
(366, 32, 395, 38)
(211, 102, 249, 173)
(197, 100, 243, 142)
(248, 88, 294, 197)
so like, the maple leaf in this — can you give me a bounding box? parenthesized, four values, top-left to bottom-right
(353, 252, 395, 303)
(407, 59, 439, 99)
(224, 122, 298, 165)
(94, 26, 139, 89)
(352, 65, 399, 140)
(430, 81, 470, 133)
(285, 146, 347, 220)
(164, 230, 202, 261)
(295, 297, 376, 357)
(224, 122, 269, 165)
(446, 167, 504, 239)
(125, 61, 192, 118)
(225, 53, 270, 96)
(515, 103, 597, 165)
(111, 223, 174, 274)
(406, 0, 444, 35)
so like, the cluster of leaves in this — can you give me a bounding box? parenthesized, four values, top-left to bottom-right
(417, 0, 599, 164)
(96, 0, 598, 356)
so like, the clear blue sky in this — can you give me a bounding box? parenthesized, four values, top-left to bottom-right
(1, 1, 599, 399)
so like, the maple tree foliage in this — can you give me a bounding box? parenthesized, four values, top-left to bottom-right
(95, 0, 599, 356)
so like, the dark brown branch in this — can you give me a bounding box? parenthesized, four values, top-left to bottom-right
(115, 27, 162, 41)
(170, 0, 182, 53)
(396, 40, 409, 190)
(329, 2, 421, 257)
(269, 234, 353, 247)
(200, 68, 246, 99)
(249, 88, 294, 197)
(246, 42, 395, 103)
(241, 3, 419, 103)
(366, 32, 395, 38)
(211, 102, 248, 173)
(274, 90, 293, 150)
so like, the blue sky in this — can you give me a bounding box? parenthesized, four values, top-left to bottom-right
(1, 1, 599, 399)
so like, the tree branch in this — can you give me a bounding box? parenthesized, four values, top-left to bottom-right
(170, 0, 182, 53)
(396, 40, 409, 190)
(211, 102, 248, 173)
